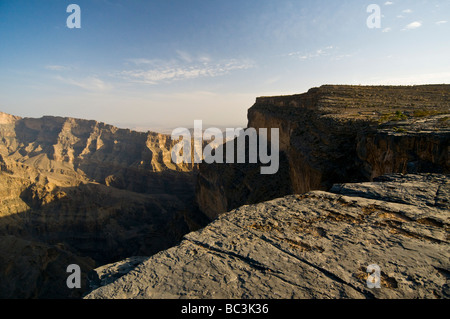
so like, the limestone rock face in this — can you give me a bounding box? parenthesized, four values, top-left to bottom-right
(195, 145, 293, 220)
(196, 85, 450, 219)
(85, 174, 449, 299)
(0, 112, 206, 298)
(2, 85, 449, 299)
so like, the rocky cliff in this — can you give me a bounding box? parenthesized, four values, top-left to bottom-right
(0, 112, 207, 298)
(85, 173, 449, 299)
(196, 85, 450, 219)
(2, 84, 449, 299)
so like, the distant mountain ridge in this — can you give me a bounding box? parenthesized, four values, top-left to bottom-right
(0, 112, 206, 298)
(1, 84, 449, 299)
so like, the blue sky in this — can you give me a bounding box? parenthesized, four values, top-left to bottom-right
(0, 0, 449, 130)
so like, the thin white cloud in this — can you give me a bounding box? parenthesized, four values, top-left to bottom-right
(402, 9, 413, 13)
(382, 27, 392, 32)
(126, 58, 156, 65)
(287, 46, 356, 62)
(198, 55, 212, 64)
(403, 21, 422, 30)
(56, 75, 113, 92)
(45, 65, 70, 71)
(176, 50, 193, 63)
(436, 21, 448, 25)
(384, 1, 394, 5)
(117, 54, 254, 85)
(287, 46, 334, 60)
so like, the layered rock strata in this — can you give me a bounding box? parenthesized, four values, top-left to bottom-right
(85, 173, 450, 299)
(196, 85, 450, 219)
(0, 112, 205, 298)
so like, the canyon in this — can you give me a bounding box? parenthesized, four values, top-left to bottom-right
(0, 112, 207, 298)
(85, 173, 449, 299)
(0, 84, 449, 299)
(196, 85, 449, 219)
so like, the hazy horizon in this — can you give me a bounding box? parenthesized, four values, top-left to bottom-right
(1, 0, 449, 129)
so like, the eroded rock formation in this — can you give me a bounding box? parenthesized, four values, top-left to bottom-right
(0, 112, 206, 298)
(196, 85, 450, 219)
(1, 84, 449, 299)
(85, 173, 450, 299)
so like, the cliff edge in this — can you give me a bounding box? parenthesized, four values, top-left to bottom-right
(86, 173, 449, 299)
(196, 85, 450, 219)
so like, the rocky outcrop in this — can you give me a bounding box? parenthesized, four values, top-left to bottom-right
(196, 85, 450, 219)
(194, 146, 293, 220)
(2, 85, 449, 299)
(0, 112, 207, 298)
(85, 173, 449, 299)
(356, 117, 449, 179)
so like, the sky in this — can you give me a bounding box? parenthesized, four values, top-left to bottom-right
(0, 0, 449, 131)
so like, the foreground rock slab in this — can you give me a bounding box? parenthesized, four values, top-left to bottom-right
(86, 174, 449, 299)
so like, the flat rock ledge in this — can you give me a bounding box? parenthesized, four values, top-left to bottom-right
(85, 174, 449, 299)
